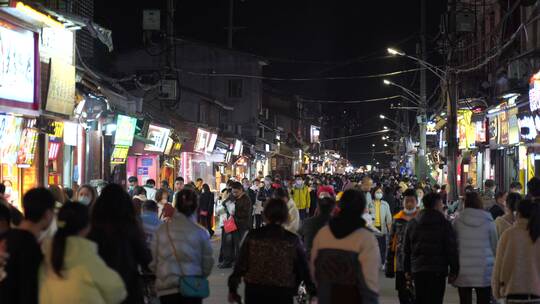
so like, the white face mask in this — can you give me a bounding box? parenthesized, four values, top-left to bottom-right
(375, 192, 383, 200)
(78, 196, 91, 206)
(404, 207, 417, 215)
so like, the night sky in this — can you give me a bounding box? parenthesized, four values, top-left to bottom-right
(94, 0, 446, 166)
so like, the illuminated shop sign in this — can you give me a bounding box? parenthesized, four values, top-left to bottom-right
(144, 124, 171, 152)
(530, 70, 540, 112)
(114, 115, 137, 146)
(111, 145, 130, 164)
(233, 139, 242, 156)
(17, 126, 38, 167)
(0, 115, 24, 164)
(0, 20, 38, 108)
(194, 128, 210, 153)
(310, 125, 320, 143)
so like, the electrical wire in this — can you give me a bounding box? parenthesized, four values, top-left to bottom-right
(319, 129, 392, 143)
(299, 95, 403, 104)
(452, 1, 540, 73)
(174, 67, 422, 81)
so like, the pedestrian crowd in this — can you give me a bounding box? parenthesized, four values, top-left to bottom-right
(0, 172, 538, 304)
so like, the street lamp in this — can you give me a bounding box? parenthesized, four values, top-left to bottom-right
(383, 79, 421, 102)
(387, 47, 446, 81)
(372, 144, 376, 147)
(383, 126, 388, 130)
(379, 114, 401, 128)
(387, 48, 405, 56)
(384, 144, 388, 147)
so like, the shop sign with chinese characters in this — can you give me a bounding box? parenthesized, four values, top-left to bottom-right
(530, 70, 540, 112)
(0, 20, 38, 108)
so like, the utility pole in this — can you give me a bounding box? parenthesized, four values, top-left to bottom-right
(446, 0, 459, 202)
(418, 0, 428, 179)
(166, 0, 175, 67)
(227, 0, 234, 48)
(225, 0, 247, 48)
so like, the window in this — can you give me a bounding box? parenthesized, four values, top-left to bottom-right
(228, 79, 243, 98)
(198, 100, 208, 124)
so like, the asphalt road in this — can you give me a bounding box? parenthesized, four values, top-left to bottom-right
(206, 238, 460, 304)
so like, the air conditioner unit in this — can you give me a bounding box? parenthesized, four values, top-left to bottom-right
(159, 79, 177, 100)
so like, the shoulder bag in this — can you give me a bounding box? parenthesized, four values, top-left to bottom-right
(223, 203, 238, 233)
(165, 222, 210, 298)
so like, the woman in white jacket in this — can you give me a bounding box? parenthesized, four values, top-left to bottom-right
(273, 188, 300, 233)
(150, 189, 214, 304)
(452, 192, 498, 304)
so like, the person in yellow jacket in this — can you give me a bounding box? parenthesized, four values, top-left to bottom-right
(291, 176, 311, 221)
(39, 203, 127, 304)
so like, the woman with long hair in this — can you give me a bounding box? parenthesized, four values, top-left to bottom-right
(492, 199, 540, 303)
(453, 192, 497, 304)
(151, 188, 214, 304)
(89, 184, 152, 304)
(311, 189, 380, 304)
(198, 184, 215, 236)
(76, 185, 98, 208)
(39, 202, 126, 303)
(155, 189, 171, 220)
(495, 192, 521, 237)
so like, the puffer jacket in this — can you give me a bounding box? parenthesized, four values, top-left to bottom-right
(386, 210, 416, 275)
(452, 208, 497, 287)
(39, 237, 127, 304)
(150, 212, 214, 297)
(403, 209, 459, 276)
(292, 186, 311, 210)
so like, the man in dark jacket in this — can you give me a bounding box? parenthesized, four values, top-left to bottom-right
(231, 182, 252, 237)
(298, 197, 335, 257)
(403, 192, 458, 304)
(385, 189, 418, 304)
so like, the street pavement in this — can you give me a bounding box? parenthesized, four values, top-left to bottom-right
(206, 238, 460, 304)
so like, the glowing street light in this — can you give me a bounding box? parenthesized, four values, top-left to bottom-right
(387, 48, 405, 56)
(372, 144, 376, 147)
(384, 144, 388, 147)
(383, 126, 389, 130)
(379, 114, 386, 119)
(383, 79, 391, 85)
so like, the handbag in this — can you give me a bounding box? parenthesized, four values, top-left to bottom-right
(223, 204, 238, 233)
(165, 222, 210, 298)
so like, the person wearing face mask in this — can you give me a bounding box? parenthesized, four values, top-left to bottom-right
(368, 187, 392, 268)
(0, 188, 56, 304)
(257, 176, 275, 203)
(385, 189, 418, 304)
(127, 176, 138, 198)
(403, 192, 459, 304)
(291, 176, 310, 222)
(76, 185, 97, 209)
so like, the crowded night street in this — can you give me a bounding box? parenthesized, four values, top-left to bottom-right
(1, 0, 540, 304)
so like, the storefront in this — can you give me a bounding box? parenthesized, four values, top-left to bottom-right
(126, 123, 171, 186)
(486, 97, 524, 191)
(0, 13, 42, 208)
